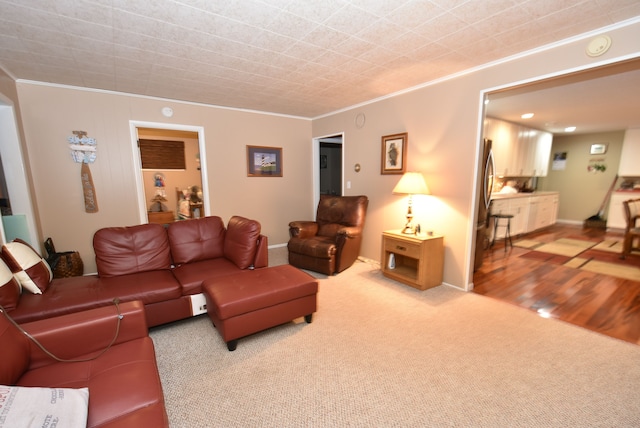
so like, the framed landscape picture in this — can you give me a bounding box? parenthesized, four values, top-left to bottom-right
(246, 145, 283, 177)
(381, 133, 407, 174)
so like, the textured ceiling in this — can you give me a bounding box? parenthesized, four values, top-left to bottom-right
(0, 0, 639, 118)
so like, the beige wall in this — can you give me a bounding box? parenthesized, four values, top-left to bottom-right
(314, 21, 640, 289)
(5, 20, 640, 287)
(538, 131, 624, 223)
(15, 84, 311, 273)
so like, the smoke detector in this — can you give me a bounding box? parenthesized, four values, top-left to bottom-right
(586, 35, 611, 57)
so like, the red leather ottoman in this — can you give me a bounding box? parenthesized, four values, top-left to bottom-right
(203, 264, 318, 351)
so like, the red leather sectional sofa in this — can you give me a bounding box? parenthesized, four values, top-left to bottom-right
(6, 215, 268, 327)
(1, 300, 170, 427)
(0, 215, 268, 427)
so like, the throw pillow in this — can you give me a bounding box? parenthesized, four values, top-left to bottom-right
(1, 239, 53, 294)
(224, 216, 261, 269)
(0, 258, 21, 310)
(0, 385, 88, 428)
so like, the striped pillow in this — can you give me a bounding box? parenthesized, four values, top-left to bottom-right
(2, 239, 52, 294)
(0, 258, 21, 309)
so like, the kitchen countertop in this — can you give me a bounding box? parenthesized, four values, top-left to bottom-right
(491, 190, 559, 200)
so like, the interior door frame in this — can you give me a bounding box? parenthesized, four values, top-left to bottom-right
(129, 121, 209, 224)
(0, 98, 38, 246)
(312, 133, 344, 212)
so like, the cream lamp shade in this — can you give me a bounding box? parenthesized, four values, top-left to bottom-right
(392, 172, 430, 195)
(392, 172, 430, 234)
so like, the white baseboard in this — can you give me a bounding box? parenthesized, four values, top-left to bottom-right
(556, 219, 583, 226)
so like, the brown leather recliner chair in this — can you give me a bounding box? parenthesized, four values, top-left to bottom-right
(288, 195, 368, 275)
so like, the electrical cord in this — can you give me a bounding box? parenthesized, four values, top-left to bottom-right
(0, 298, 124, 363)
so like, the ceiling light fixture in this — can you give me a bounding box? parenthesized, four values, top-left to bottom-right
(565, 126, 576, 132)
(521, 113, 534, 119)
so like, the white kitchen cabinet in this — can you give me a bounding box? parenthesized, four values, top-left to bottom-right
(514, 127, 536, 176)
(607, 192, 635, 229)
(490, 197, 529, 239)
(533, 194, 557, 230)
(484, 118, 553, 177)
(618, 128, 640, 176)
(509, 197, 530, 235)
(526, 194, 559, 231)
(526, 197, 540, 231)
(491, 192, 559, 239)
(533, 131, 553, 176)
(485, 118, 514, 177)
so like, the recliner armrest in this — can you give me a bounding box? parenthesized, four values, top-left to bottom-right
(289, 221, 319, 238)
(337, 226, 362, 238)
(22, 300, 149, 370)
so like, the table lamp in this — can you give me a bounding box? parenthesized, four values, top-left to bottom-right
(392, 171, 430, 234)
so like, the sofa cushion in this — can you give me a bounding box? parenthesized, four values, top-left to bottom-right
(224, 216, 261, 269)
(6, 272, 181, 325)
(16, 336, 168, 428)
(0, 258, 21, 310)
(0, 309, 31, 385)
(95, 271, 182, 305)
(7, 276, 102, 324)
(172, 258, 247, 295)
(0, 386, 88, 428)
(167, 216, 225, 264)
(94, 224, 171, 277)
(1, 239, 53, 294)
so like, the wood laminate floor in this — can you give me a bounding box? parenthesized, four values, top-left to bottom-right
(473, 223, 640, 345)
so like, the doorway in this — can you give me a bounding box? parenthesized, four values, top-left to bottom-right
(0, 101, 38, 246)
(470, 58, 640, 288)
(313, 134, 344, 210)
(129, 121, 209, 224)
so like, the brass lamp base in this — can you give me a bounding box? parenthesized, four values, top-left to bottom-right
(401, 211, 414, 234)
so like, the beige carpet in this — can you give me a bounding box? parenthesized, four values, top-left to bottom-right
(150, 247, 640, 427)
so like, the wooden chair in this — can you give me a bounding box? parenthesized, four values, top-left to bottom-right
(621, 198, 640, 259)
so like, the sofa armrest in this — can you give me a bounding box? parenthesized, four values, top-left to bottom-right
(337, 226, 362, 239)
(22, 300, 149, 370)
(253, 234, 269, 268)
(289, 221, 318, 239)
